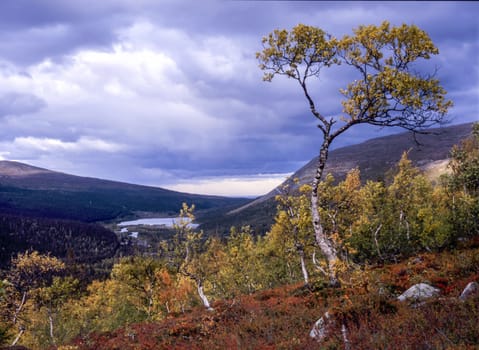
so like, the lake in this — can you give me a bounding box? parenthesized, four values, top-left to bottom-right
(118, 217, 199, 229)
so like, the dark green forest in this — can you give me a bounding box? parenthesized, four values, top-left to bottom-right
(0, 214, 118, 268)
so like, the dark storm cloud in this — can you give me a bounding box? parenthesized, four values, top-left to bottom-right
(0, 1, 476, 195)
(0, 92, 46, 118)
(0, 0, 130, 65)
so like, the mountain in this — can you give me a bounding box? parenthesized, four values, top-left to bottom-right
(0, 161, 249, 223)
(0, 123, 473, 230)
(281, 122, 473, 189)
(202, 123, 474, 234)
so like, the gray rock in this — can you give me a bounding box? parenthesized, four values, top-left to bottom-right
(459, 281, 479, 301)
(397, 283, 440, 302)
(309, 311, 331, 341)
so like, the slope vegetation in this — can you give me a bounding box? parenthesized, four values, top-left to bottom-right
(69, 245, 479, 350)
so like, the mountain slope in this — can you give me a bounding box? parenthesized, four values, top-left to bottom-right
(285, 122, 472, 188)
(68, 246, 479, 350)
(0, 161, 249, 222)
(0, 123, 472, 228)
(208, 123, 473, 233)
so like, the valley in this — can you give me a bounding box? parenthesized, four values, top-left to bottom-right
(0, 122, 477, 349)
(1, 5, 477, 349)
(0, 123, 473, 263)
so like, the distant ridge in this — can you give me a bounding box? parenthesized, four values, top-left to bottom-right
(285, 122, 473, 188)
(0, 160, 51, 176)
(0, 161, 249, 222)
(0, 160, 204, 193)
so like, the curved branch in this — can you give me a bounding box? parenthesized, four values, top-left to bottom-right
(299, 80, 328, 132)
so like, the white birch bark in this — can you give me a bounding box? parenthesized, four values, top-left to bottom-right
(11, 327, 24, 346)
(311, 141, 340, 287)
(12, 291, 26, 324)
(48, 310, 56, 345)
(299, 250, 309, 285)
(197, 280, 213, 311)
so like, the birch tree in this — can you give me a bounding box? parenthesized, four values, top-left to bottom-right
(6, 251, 66, 345)
(273, 181, 314, 285)
(257, 21, 452, 286)
(172, 203, 213, 310)
(111, 257, 164, 319)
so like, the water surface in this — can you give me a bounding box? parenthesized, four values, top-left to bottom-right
(118, 217, 199, 228)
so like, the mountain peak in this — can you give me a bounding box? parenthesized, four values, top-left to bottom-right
(0, 160, 52, 176)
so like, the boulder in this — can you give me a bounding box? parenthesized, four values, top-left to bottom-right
(310, 311, 351, 349)
(309, 311, 331, 341)
(459, 281, 479, 301)
(397, 283, 440, 302)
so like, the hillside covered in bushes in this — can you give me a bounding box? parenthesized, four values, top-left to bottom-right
(0, 124, 477, 349)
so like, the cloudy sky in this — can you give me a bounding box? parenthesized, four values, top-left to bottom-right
(0, 1, 477, 196)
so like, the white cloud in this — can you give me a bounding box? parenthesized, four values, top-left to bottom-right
(9, 136, 126, 153)
(0, 33, 234, 145)
(0, 92, 46, 117)
(0, 151, 10, 160)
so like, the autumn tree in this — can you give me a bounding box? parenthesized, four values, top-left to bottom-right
(6, 251, 66, 346)
(257, 21, 452, 286)
(448, 123, 479, 195)
(442, 123, 479, 238)
(26, 276, 80, 347)
(348, 179, 388, 262)
(55, 278, 144, 340)
(317, 169, 362, 263)
(364, 153, 448, 259)
(331, 154, 452, 263)
(0, 279, 11, 345)
(272, 181, 315, 285)
(171, 203, 214, 310)
(111, 256, 165, 319)
(217, 226, 264, 295)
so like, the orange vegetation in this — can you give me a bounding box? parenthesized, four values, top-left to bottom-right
(69, 247, 479, 350)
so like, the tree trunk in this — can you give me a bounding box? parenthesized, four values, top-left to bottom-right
(147, 286, 154, 319)
(165, 301, 170, 314)
(11, 326, 24, 346)
(298, 247, 309, 285)
(13, 291, 27, 324)
(48, 309, 55, 345)
(181, 267, 213, 311)
(373, 224, 383, 260)
(341, 322, 351, 350)
(196, 279, 213, 311)
(311, 141, 340, 287)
